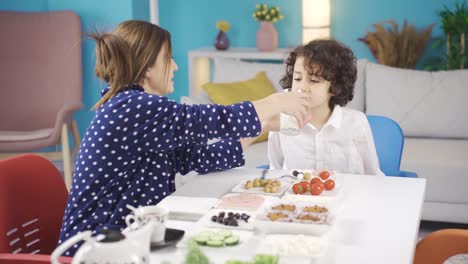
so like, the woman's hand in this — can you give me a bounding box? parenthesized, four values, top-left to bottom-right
(262, 114, 280, 132)
(252, 91, 311, 128)
(270, 91, 311, 127)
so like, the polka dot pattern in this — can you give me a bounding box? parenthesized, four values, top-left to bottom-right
(57, 85, 261, 256)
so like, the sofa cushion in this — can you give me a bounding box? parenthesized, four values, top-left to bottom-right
(365, 62, 468, 139)
(213, 58, 285, 92)
(345, 59, 367, 112)
(202, 72, 277, 143)
(401, 137, 468, 204)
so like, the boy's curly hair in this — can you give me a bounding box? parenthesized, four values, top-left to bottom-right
(280, 39, 357, 108)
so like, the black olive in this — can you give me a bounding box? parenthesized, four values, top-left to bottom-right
(227, 212, 234, 217)
(218, 211, 225, 218)
(234, 213, 240, 219)
(292, 170, 299, 176)
(211, 215, 218, 222)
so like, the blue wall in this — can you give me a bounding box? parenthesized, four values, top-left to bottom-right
(0, 0, 457, 139)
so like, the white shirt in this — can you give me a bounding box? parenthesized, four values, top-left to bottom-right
(268, 106, 383, 175)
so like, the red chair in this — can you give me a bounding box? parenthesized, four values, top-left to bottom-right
(0, 253, 72, 264)
(0, 154, 68, 256)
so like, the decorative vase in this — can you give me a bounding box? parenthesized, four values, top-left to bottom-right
(256, 21, 278, 52)
(214, 30, 230, 50)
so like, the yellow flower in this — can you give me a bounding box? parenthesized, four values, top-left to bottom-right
(216, 20, 231, 32)
(253, 4, 284, 23)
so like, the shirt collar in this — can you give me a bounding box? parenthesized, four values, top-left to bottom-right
(307, 105, 343, 130)
(100, 84, 145, 97)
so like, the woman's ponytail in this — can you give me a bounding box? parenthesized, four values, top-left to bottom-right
(89, 32, 135, 109)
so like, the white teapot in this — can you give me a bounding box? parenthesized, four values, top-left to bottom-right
(51, 219, 154, 264)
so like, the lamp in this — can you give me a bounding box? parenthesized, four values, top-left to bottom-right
(302, 0, 331, 43)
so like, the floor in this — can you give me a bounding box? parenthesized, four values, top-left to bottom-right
(418, 220, 468, 241)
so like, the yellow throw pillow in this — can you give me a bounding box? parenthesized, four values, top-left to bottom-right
(202, 71, 276, 143)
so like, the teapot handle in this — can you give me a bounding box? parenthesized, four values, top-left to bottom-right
(51, 231, 92, 264)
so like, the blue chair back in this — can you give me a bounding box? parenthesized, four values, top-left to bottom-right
(367, 115, 404, 176)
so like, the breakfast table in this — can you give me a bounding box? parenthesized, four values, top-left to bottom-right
(149, 168, 426, 264)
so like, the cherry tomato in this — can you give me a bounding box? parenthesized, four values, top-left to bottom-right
(324, 179, 335, 191)
(292, 183, 304, 194)
(310, 177, 322, 185)
(300, 181, 311, 192)
(316, 181, 325, 190)
(310, 183, 324, 196)
(319, 170, 331, 180)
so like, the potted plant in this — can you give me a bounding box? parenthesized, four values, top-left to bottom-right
(424, 1, 468, 70)
(214, 20, 231, 50)
(358, 20, 434, 69)
(252, 3, 284, 51)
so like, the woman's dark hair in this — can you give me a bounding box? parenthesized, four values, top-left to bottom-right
(280, 39, 357, 108)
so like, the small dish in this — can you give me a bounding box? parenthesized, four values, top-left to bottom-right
(198, 208, 255, 231)
(231, 179, 291, 196)
(150, 228, 185, 250)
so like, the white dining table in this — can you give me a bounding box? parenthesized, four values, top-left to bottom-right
(150, 168, 426, 264)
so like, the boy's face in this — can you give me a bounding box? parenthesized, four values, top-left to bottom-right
(292, 56, 332, 110)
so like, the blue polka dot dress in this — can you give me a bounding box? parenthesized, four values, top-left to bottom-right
(58, 84, 261, 255)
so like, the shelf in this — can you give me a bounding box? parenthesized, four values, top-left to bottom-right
(187, 47, 292, 96)
(188, 47, 293, 61)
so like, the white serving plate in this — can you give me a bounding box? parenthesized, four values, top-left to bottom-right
(231, 179, 292, 196)
(197, 208, 255, 231)
(158, 196, 220, 221)
(284, 173, 343, 200)
(176, 227, 254, 254)
(253, 198, 335, 236)
(254, 234, 329, 264)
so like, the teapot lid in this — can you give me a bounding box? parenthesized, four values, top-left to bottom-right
(96, 229, 126, 243)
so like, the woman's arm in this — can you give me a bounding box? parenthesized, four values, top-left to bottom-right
(120, 93, 262, 153)
(175, 139, 245, 175)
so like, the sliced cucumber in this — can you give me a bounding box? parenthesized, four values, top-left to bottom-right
(193, 235, 209, 245)
(218, 230, 233, 238)
(198, 231, 215, 237)
(206, 240, 224, 247)
(224, 235, 240, 246)
(209, 235, 225, 241)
